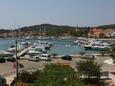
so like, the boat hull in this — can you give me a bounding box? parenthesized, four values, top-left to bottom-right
(84, 47, 92, 50)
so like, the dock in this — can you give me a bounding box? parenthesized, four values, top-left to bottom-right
(13, 45, 33, 58)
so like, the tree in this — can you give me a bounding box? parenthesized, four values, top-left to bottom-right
(111, 52, 115, 63)
(51, 53, 58, 58)
(34, 64, 84, 86)
(79, 52, 85, 57)
(110, 45, 115, 63)
(76, 60, 102, 85)
(100, 49, 110, 56)
(18, 70, 40, 83)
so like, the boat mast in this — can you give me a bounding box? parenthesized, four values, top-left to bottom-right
(40, 27, 42, 43)
(10, 28, 13, 39)
(18, 26, 21, 40)
(44, 26, 46, 37)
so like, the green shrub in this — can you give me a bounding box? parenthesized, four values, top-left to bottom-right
(18, 70, 40, 83)
(34, 64, 84, 86)
(12, 64, 84, 86)
(51, 53, 58, 58)
(79, 52, 85, 56)
(100, 49, 110, 56)
(13, 82, 30, 86)
(76, 60, 101, 85)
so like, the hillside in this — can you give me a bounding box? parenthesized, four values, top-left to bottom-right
(18, 24, 76, 36)
(0, 24, 115, 37)
(96, 24, 115, 29)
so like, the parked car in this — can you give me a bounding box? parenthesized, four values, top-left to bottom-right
(0, 75, 7, 86)
(0, 57, 5, 63)
(61, 55, 72, 61)
(28, 54, 51, 61)
(6, 57, 16, 62)
(28, 54, 40, 62)
(81, 54, 95, 60)
(39, 54, 51, 61)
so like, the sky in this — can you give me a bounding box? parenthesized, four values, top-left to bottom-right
(0, 0, 115, 29)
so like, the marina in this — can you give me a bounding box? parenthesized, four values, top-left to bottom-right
(0, 37, 115, 85)
(0, 38, 114, 58)
(0, 38, 84, 56)
(0, 38, 115, 84)
(0, 0, 115, 85)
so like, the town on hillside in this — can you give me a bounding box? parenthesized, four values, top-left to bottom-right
(0, 24, 115, 38)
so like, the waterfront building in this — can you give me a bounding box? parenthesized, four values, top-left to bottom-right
(88, 28, 103, 38)
(104, 28, 115, 38)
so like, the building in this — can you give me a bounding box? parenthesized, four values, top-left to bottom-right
(104, 28, 115, 37)
(88, 28, 103, 38)
(88, 28, 115, 38)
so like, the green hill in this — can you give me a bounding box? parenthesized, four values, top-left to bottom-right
(0, 24, 115, 37)
(18, 24, 90, 37)
(96, 24, 115, 29)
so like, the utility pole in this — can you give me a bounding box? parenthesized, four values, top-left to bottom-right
(15, 38, 19, 81)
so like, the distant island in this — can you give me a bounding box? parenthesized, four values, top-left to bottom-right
(0, 24, 115, 38)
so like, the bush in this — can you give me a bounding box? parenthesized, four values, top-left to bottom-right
(100, 51, 106, 56)
(76, 60, 101, 85)
(79, 52, 85, 57)
(34, 64, 84, 86)
(18, 70, 40, 83)
(110, 45, 115, 63)
(12, 82, 30, 86)
(11, 64, 84, 86)
(0, 57, 5, 63)
(51, 53, 57, 58)
(100, 49, 110, 56)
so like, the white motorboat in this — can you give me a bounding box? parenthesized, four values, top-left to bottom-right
(83, 39, 95, 49)
(0, 51, 13, 57)
(27, 48, 42, 55)
(91, 43, 111, 50)
(81, 39, 111, 50)
(74, 40, 81, 45)
(37, 40, 52, 49)
(8, 44, 23, 52)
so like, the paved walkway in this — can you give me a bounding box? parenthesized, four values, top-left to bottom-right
(5, 74, 16, 85)
(104, 59, 114, 65)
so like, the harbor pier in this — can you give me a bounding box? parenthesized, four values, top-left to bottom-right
(14, 45, 33, 58)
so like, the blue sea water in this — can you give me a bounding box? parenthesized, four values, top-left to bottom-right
(47, 40, 84, 55)
(0, 39, 14, 51)
(0, 39, 98, 55)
